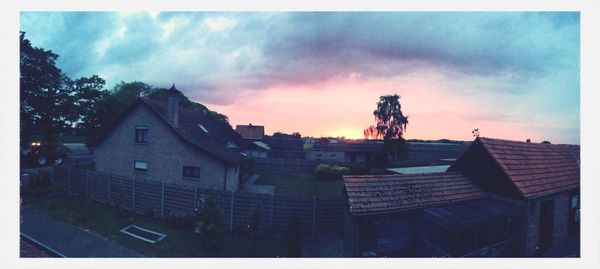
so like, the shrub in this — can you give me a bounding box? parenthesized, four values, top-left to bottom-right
(144, 208, 156, 218)
(314, 163, 350, 181)
(165, 213, 196, 230)
(195, 193, 223, 247)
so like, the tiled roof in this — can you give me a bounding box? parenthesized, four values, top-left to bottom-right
(235, 124, 265, 140)
(476, 137, 580, 198)
(343, 172, 485, 215)
(142, 98, 247, 164)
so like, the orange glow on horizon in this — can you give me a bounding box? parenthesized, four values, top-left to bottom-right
(204, 73, 564, 143)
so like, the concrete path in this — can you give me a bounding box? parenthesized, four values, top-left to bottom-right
(20, 207, 143, 257)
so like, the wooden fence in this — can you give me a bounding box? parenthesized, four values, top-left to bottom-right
(66, 167, 346, 238)
(245, 157, 317, 174)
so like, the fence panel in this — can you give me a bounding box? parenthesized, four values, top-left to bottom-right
(88, 171, 109, 202)
(232, 191, 272, 233)
(163, 184, 195, 216)
(134, 179, 162, 215)
(109, 174, 134, 210)
(249, 158, 316, 174)
(66, 168, 347, 238)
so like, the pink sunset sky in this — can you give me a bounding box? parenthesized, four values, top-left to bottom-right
(209, 72, 548, 142)
(20, 12, 580, 144)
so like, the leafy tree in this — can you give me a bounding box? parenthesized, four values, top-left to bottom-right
(69, 75, 109, 146)
(365, 94, 409, 161)
(195, 193, 222, 247)
(148, 88, 229, 123)
(20, 31, 76, 146)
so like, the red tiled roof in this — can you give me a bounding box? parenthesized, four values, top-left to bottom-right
(477, 137, 580, 198)
(343, 172, 485, 215)
(235, 124, 265, 140)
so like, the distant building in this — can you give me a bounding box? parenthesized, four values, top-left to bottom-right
(235, 123, 269, 158)
(93, 85, 247, 191)
(235, 123, 265, 141)
(308, 140, 383, 164)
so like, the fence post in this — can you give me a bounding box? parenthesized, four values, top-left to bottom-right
(193, 186, 198, 209)
(229, 191, 235, 231)
(132, 177, 136, 211)
(160, 181, 165, 217)
(85, 170, 90, 198)
(107, 173, 112, 203)
(312, 196, 317, 239)
(67, 165, 72, 194)
(270, 194, 274, 229)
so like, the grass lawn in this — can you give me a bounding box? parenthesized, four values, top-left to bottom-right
(29, 195, 288, 257)
(254, 173, 344, 196)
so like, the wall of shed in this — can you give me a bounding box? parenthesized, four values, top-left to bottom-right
(94, 104, 236, 191)
(348, 213, 418, 257)
(308, 150, 346, 163)
(523, 191, 571, 256)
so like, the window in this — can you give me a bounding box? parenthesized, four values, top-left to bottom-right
(197, 124, 209, 134)
(183, 166, 201, 178)
(329, 154, 336, 158)
(134, 161, 148, 171)
(315, 153, 322, 158)
(135, 126, 149, 144)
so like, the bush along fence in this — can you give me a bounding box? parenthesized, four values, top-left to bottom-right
(66, 167, 346, 238)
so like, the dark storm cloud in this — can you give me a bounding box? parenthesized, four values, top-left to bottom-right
(20, 12, 579, 100)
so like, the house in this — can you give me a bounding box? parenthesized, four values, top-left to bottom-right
(343, 137, 580, 257)
(308, 140, 383, 164)
(448, 137, 580, 256)
(93, 85, 248, 191)
(343, 172, 522, 257)
(235, 123, 269, 158)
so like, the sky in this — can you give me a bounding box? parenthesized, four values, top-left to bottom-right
(19, 12, 580, 144)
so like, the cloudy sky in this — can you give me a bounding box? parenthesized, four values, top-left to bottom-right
(20, 12, 580, 143)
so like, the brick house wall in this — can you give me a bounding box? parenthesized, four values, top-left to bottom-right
(93, 104, 239, 191)
(523, 191, 570, 256)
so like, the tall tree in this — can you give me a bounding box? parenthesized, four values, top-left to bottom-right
(365, 94, 409, 160)
(20, 31, 75, 146)
(69, 75, 109, 146)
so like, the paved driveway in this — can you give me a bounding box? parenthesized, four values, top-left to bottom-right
(20, 207, 142, 257)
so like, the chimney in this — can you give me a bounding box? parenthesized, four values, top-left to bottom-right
(167, 83, 181, 127)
